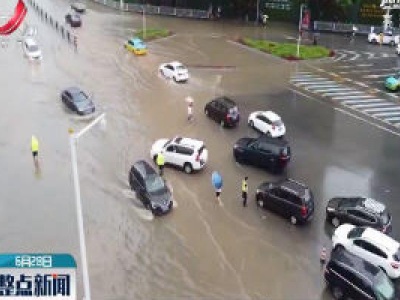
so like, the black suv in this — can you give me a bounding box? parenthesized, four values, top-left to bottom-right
(129, 160, 173, 216)
(233, 135, 290, 173)
(204, 96, 240, 127)
(255, 178, 314, 224)
(325, 246, 398, 300)
(326, 197, 392, 233)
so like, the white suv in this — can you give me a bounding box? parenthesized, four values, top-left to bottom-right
(150, 136, 208, 174)
(23, 38, 42, 60)
(332, 224, 400, 279)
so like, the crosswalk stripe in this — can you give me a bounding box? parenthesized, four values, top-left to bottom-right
(309, 88, 355, 93)
(334, 96, 376, 100)
(303, 84, 342, 88)
(322, 91, 364, 96)
(290, 77, 328, 82)
(341, 99, 383, 104)
(294, 82, 337, 86)
(383, 116, 400, 122)
(350, 103, 394, 108)
(363, 106, 400, 113)
(372, 111, 400, 117)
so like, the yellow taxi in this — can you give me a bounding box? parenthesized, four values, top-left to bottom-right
(124, 37, 147, 55)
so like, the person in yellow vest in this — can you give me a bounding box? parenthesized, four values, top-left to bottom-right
(242, 176, 248, 207)
(156, 152, 165, 176)
(31, 135, 39, 169)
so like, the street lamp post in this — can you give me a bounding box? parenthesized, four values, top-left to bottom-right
(142, 1, 146, 39)
(297, 3, 306, 58)
(69, 113, 106, 300)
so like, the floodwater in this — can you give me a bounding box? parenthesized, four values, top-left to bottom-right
(2, 0, 400, 299)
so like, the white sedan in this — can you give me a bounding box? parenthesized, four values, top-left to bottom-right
(159, 61, 189, 82)
(368, 32, 399, 46)
(332, 224, 400, 279)
(248, 111, 285, 137)
(23, 38, 42, 61)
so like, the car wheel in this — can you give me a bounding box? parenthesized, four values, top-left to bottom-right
(220, 119, 225, 127)
(256, 198, 264, 208)
(266, 131, 272, 137)
(173, 76, 177, 83)
(334, 244, 344, 251)
(290, 216, 297, 225)
(331, 217, 340, 228)
(249, 120, 254, 128)
(373, 39, 378, 44)
(332, 286, 344, 300)
(153, 155, 157, 163)
(183, 163, 193, 174)
(205, 109, 209, 116)
(390, 41, 395, 46)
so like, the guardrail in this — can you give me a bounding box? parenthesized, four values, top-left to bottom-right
(313, 20, 400, 35)
(91, 0, 209, 19)
(26, 0, 78, 50)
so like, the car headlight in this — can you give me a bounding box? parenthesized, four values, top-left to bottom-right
(151, 202, 158, 209)
(233, 144, 238, 149)
(326, 207, 335, 212)
(256, 189, 261, 194)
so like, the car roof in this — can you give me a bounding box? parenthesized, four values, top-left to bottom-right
(24, 38, 38, 46)
(213, 96, 236, 107)
(330, 247, 381, 283)
(278, 178, 309, 196)
(362, 227, 399, 253)
(173, 136, 204, 149)
(338, 197, 387, 214)
(132, 160, 157, 178)
(131, 37, 143, 43)
(259, 111, 281, 121)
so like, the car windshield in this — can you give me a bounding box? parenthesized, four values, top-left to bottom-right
(393, 248, 400, 262)
(338, 198, 360, 208)
(347, 227, 366, 239)
(28, 45, 39, 52)
(74, 92, 88, 102)
(176, 65, 185, 70)
(229, 107, 238, 116)
(374, 272, 395, 300)
(145, 175, 165, 193)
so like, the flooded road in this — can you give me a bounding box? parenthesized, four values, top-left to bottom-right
(2, 0, 400, 299)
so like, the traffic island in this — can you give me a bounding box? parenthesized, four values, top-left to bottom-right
(237, 37, 335, 61)
(135, 28, 172, 41)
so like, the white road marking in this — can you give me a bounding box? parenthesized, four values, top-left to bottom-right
(336, 65, 352, 69)
(322, 91, 364, 96)
(363, 74, 394, 79)
(356, 63, 373, 67)
(334, 96, 376, 100)
(372, 111, 400, 117)
(385, 93, 399, 98)
(353, 81, 369, 88)
(303, 84, 342, 89)
(384, 116, 400, 121)
(290, 77, 328, 82)
(341, 99, 384, 104)
(294, 81, 337, 86)
(310, 87, 355, 93)
(349, 53, 361, 61)
(364, 106, 400, 113)
(351, 103, 394, 108)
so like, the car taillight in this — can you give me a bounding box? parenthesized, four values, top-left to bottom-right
(280, 153, 288, 160)
(272, 125, 275, 130)
(226, 115, 231, 121)
(301, 206, 307, 217)
(391, 262, 400, 269)
(195, 154, 200, 162)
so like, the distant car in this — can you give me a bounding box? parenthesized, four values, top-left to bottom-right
(325, 246, 397, 300)
(22, 38, 42, 60)
(71, 2, 86, 13)
(248, 111, 286, 137)
(159, 61, 189, 82)
(326, 196, 392, 233)
(368, 32, 399, 46)
(255, 178, 314, 225)
(385, 76, 400, 91)
(65, 13, 82, 27)
(332, 224, 400, 279)
(129, 160, 173, 216)
(124, 37, 147, 55)
(60, 87, 95, 115)
(150, 136, 208, 174)
(396, 43, 400, 55)
(233, 135, 290, 173)
(23, 25, 37, 38)
(204, 96, 240, 127)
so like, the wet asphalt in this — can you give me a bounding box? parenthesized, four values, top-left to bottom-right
(1, 0, 400, 299)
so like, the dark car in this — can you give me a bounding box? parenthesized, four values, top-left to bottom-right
(255, 178, 314, 225)
(233, 135, 290, 173)
(129, 160, 173, 216)
(204, 96, 240, 127)
(71, 2, 86, 13)
(60, 87, 95, 115)
(325, 246, 398, 300)
(326, 197, 392, 233)
(65, 13, 82, 27)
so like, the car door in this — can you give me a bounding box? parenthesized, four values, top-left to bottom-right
(343, 209, 367, 226)
(164, 145, 177, 166)
(63, 91, 74, 110)
(258, 142, 275, 168)
(259, 115, 270, 134)
(263, 188, 282, 213)
(136, 174, 149, 206)
(174, 145, 192, 167)
(246, 140, 264, 166)
(207, 100, 218, 119)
